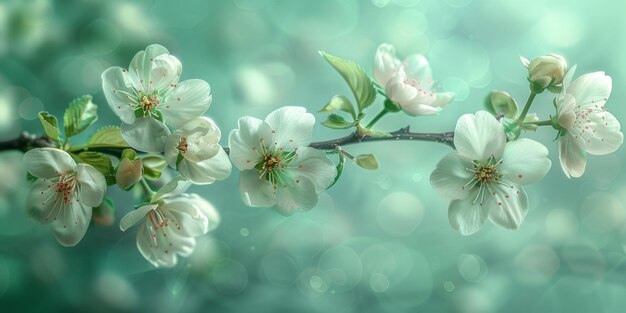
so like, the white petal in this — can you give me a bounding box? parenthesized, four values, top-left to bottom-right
(385, 70, 418, 105)
(264, 106, 315, 150)
(558, 133, 587, 178)
(561, 64, 577, 91)
(161, 196, 209, 237)
(287, 147, 337, 192)
(121, 117, 171, 153)
(239, 170, 277, 208)
(160, 79, 212, 128)
(228, 117, 266, 170)
(520, 56, 530, 68)
(178, 148, 232, 185)
(448, 192, 488, 236)
(136, 221, 196, 268)
(373, 43, 402, 87)
(76, 163, 107, 207)
(401, 103, 440, 116)
(152, 176, 192, 201)
(181, 117, 221, 162)
(430, 152, 474, 200)
(454, 111, 506, 161)
(403, 54, 433, 89)
(487, 183, 528, 230)
(275, 177, 319, 215)
(568, 71, 611, 109)
(101, 66, 136, 124)
(27, 179, 57, 224)
(431, 92, 455, 107)
(500, 139, 551, 185)
(148, 54, 181, 91)
(119, 204, 157, 231)
(579, 111, 623, 155)
(24, 148, 76, 178)
(556, 93, 576, 129)
(127, 44, 170, 91)
(51, 197, 92, 247)
(164, 131, 183, 169)
(187, 194, 221, 231)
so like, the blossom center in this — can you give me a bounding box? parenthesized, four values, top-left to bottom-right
(255, 149, 298, 188)
(462, 156, 505, 206)
(55, 173, 77, 205)
(132, 91, 163, 120)
(177, 136, 189, 154)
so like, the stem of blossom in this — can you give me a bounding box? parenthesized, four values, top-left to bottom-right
(139, 178, 155, 200)
(365, 108, 389, 129)
(515, 91, 537, 139)
(523, 119, 553, 127)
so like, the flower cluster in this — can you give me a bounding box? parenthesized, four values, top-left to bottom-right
(18, 44, 623, 267)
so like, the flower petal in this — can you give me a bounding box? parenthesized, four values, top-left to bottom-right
(579, 111, 623, 155)
(178, 148, 232, 184)
(51, 197, 92, 247)
(556, 93, 576, 129)
(101, 66, 136, 124)
(487, 183, 528, 230)
(24, 148, 76, 178)
(264, 106, 315, 150)
(373, 43, 402, 87)
(558, 133, 587, 178)
(160, 79, 212, 129)
(76, 163, 107, 208)
(27, 179, 57, 224)
(121, 117, 171, 153)
(454, 111, 506, 161)
(403, 54, 433, 89)
(161, 196, 209, 237)
(119, 204, 157, 231)
(188, 194, 221, 231)
(431, 92, 455, 107)
(228, 117, 266, 170)
(136, 221, 196, 268)
(448, 192, 488, 236)
(385, 69, 418, 105)
(239, 169, 277, 208)
(401, 103, 440, 116)
(561, 65, 576, 91)
(275, 177, 319, 215)
(149, 54, 181, 91)
(287, 147, 336, 192)
(568, 71, 612, 110)
(127, 44, 170, 91)
(430, 152, 474, 200)
(500, 138, 551, 185)
(152, 176, 192, 201)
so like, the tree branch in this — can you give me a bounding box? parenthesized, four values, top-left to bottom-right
(0, 132, 55, 152)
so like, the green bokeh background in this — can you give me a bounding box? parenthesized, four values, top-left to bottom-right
(1, 0, 626, 312)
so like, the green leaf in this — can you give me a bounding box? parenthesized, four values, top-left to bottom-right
(142, 155, 167, 180)
(92, 197, 115, 226)
(321, 114, 357, 129)
(320, 95, 356, 120)
(354, 153, 379, 170)
(87, 126, 130, 148)
(319, 51, 376, 113)
(328, 153, 345, 189)
(38, 111, 61, 143)
(76, 151, 116, 185)
(64, 95, 98, 137)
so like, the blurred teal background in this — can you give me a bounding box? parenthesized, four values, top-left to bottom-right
(1, 0, 626, 312)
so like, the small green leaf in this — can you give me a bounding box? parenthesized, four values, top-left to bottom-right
(354, 153, 379, 170)
(38, 111, 61, 143)
(175, 153, 184, 170)
(383, 98, 402, 113)
(328, 153, 345, 189)
(321, 114, 357, 129)
(64, 95, 98, 138)
(76, 151, 116, 185)
(319, 51, 377, 113)
(320, 95, 356, 120)
(142, 155, 167, 180)
(134, 107, 145, 119)
(87, 126, 130, 148)
(92, 197, 115, 226)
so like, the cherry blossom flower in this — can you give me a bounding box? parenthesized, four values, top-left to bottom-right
(119, 178, 219, 267)
(430, 111, 551, 235)
(228, 106, 337, 214)
(102, 44, 212, 152)
(555, 66, 623, 177)
(164, 117, 231, 184)
(373, 43, 454, 116)
(24, 148, 107, 246)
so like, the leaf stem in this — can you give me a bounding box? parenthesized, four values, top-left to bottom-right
(139, 178, 155, 200)
(515, 91, 537, 139)
(523, 119, 553, 127)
